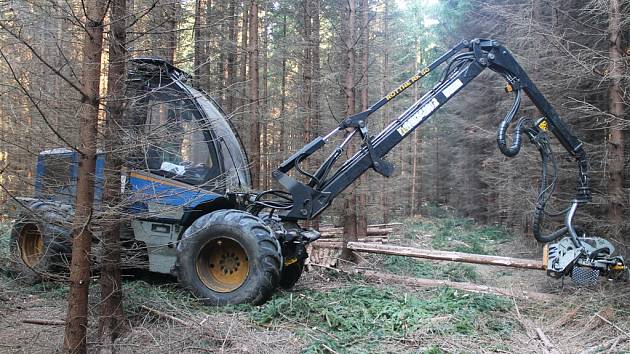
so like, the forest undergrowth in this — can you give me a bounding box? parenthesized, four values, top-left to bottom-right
(1, 217, 629, 353)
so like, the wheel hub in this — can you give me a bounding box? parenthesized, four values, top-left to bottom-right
(18, 224, 44, 268)
(196, 237, 249, 293)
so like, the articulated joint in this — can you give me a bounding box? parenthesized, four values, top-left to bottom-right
(340, 110, 370, 129)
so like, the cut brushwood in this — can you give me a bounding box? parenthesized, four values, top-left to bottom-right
(535, 327, 561, 354)
(357, 269, 556, 301)
(141, 305, 193, 327)
(347, 242, 545, 270)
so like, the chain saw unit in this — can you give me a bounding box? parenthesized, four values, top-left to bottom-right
(253, 38, 626, 285)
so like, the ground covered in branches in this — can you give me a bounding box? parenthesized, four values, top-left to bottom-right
(1, 217, 629, 353)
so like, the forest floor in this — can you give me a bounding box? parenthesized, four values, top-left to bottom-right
(1, 215, 629, 353)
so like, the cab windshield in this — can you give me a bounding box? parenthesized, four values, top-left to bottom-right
(141, 95, 218, 186)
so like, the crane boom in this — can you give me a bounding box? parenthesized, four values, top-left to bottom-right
(255, 39, 626, 284)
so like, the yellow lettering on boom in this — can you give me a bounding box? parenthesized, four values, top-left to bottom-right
(385, 69, 430, 101)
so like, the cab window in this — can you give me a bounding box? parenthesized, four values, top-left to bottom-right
(142, 96, 219, 186)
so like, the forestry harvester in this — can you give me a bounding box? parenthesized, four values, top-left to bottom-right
(7, 40, 627, 305)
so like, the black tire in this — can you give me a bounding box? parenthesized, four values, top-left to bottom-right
(279, 258, 305, 289)
(9, 202, 73, 284)
(175, 209, 282, 305)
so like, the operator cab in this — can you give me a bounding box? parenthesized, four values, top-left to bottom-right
(29, 59, 251, 214)
(124, 58, 251, 211)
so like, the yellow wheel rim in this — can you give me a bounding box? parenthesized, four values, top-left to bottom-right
(19, 224, 44, 268)
(196, 237, 249, 293)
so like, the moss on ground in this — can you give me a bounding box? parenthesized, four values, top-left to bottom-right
(402, 215, 512, 255)
(121, 274, 512, 353)
(0, 221, 11, 261)
(0, 216, 518, 353)
(242, 285, 512, 353)
(382, 255, 479, 282)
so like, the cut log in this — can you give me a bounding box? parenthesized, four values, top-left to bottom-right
(22, 319, 66, 326)
(366, 222, 403, 228)
(312, 236, 388, 250)
(306, 244, 339, 267)
(311, 242, 343, 249)
(357, 269, 556, 301)
(319, 222, 400, 231)
(314, 236, 388, 243)
(347, 242, 545, 270)
(320, 227, 393, 237)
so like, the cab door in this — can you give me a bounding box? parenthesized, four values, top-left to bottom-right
(126, 89, 224, 215)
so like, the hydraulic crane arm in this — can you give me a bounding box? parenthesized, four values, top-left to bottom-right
(271, 39, 588, 220)
(250, 38, 625, 285)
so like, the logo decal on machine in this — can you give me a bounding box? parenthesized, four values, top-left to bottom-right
(442, 79, 463, 98)
(397, 98, 440, 136)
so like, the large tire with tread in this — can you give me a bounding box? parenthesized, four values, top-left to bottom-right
(176, 209, 282, 305)
(9, 202, 73, 284)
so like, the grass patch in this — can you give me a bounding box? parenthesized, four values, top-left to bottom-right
(423, 346, 446, 354)
(402, 216, 512, 255)
(0, 221, 13, 281)
(29, 281, 69, 300)
(245, 285, 511, 353)
(382, 255, 479, 282)
(0, 221, 12, 261)
(123, 279, 200, 312)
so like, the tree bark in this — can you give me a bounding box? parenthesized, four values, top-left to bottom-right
(310, 0, 321, 229)
(278, 14, 287, 165)
(193, 0, 205, 89)
(99, 0, 130, 346)
(63, 2, 107, 352)
(203, 0, 213, 91)
(341, 0, 357, 261)
(347, 242, 545, 270)
(237, 3, 249, 149)
(302, 0, 313, 167)
(607, 0, 624, 230)
(261, 1, 269, 189)
(239, 3, 249, 107)
(380, 0, 390, 223)
(357, 0, 369, 233)
(160, 1, 178, 64)
(300, 0, 315, 229)
(248, 0, 260, 189)
(410, 45, 422, 215)
(225, 0, 237, 114)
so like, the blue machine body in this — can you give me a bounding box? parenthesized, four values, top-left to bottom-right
(34, 149, 105, 207)
(33, 150, 223, 212)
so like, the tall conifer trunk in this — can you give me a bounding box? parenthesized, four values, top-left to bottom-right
(607, 0, 624, 230)
(99, 0, 130, 345)
(248, 0, 260, 189)
(63, 1, 107, 352)
(357, 0, 369, 232)
(341, 0, 358, 261)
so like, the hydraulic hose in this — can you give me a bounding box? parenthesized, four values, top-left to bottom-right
(533, 204, 568, 243)
(496, 89, 524, 157)
(531, 133, 567, 243)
